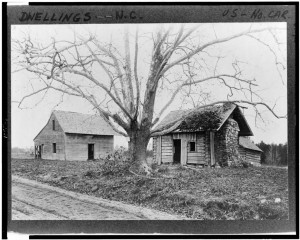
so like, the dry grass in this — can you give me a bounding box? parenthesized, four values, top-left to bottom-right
(11, 158, 288, 220)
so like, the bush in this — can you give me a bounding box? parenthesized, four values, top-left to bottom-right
(99, 158, 132, 177)
(229, 159, 252, 168)
(257, 204, 288, 220)
(241, 161, 252, 168)
(150, 162, 158, 171)
(83, 170, 100, 178)
(157, 165, 169, 173)
(84, 147, 131, 177)
(98, 147, 129, 162)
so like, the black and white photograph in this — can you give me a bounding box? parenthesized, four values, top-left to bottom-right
(5, 4, 297, 236)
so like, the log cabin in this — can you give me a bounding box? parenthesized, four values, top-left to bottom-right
(152, 103, 262, 167)
(33, 110, 120, 161)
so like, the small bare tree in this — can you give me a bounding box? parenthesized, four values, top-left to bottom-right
(12, 24, 286, 174)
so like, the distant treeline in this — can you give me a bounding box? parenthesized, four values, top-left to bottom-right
(12, 147, 33, 153)
(256, 142, 287, 166)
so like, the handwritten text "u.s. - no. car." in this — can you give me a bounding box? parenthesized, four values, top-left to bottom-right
(222, 8, 289, 20)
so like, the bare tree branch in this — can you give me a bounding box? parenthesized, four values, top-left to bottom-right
(133, 27, 140, 119)
(152, 74, 258, 125)
(161, 27, 285, 75)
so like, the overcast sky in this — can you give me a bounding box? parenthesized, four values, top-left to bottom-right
(11, 23, 287, 149)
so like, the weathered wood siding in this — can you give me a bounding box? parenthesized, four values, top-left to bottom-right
(181, 137, 187, 165)
(239, 146, 261, 166)
(173, 132, 208, 165)
(152, 137, 157, 163)
(153, 132, 209, 165)
(204, 131, 211, 165)
(161, 135, 173, 163)
(65, 133, 114, 161)
(186, 133, 207, 165)
(209, 132, 215, 166)
(34, 114, 65, 160)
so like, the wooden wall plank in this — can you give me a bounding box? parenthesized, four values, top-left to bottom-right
(187, 159, 207, 164)
(187, 152, 205, 157)
(161, 135, 173, 163)
(181, 136, 187, 166)
(184, 132, 206, 165)
(156, 136, 162, 165)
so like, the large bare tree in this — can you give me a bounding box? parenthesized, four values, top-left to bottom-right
(12, 23, 287, 174)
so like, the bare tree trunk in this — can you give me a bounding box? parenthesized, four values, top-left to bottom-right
(127, 121, 152, 175)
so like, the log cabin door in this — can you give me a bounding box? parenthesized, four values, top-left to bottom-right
(173, 139, 181, 164)
(88, 144, 94, 160)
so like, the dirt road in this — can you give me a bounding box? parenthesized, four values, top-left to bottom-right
(12, 176, 183, 220)
(12, 181, 143, 220)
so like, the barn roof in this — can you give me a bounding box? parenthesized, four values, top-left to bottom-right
(152, 103, 253, 136)
(53, 110, 120, 136)
(34, 110, 120, 140)
(239, 137, 263, 152)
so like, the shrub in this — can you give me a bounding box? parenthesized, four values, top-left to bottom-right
(241, 161, 252, 168)
(150, 162, 158, 171)
(257, 204, 288, 220)
(98, 147, 129, 162)
(83, 170, 100, 178)
(229, 159, 252, 168)
(99, 158, 132, 177)
(157, 165, 169, 173)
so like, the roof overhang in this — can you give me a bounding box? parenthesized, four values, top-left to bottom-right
(231, 107, 253, 136)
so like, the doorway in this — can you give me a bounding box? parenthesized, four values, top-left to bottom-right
(88, 144, 94, 160)
(173, 139, 181, 164)
(35, 145, 42, 159)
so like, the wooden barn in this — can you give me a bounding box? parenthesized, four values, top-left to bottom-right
(33, 110, 119, 161)
(152, 103, 262, 167)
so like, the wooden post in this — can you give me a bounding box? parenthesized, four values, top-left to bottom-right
(210, 131, 215, 166)
(34, 146, 36, 159)
(181, 135, 187, 166)
(156, 136, 162, 165)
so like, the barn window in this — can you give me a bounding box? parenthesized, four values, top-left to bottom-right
(52, 120, 55, 130)
(53, 143, 56, 153)
(190, 142, 196, 152)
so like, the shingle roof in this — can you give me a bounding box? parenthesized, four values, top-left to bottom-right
(153, 109, 188, 132)
(152, 103, 238, 135)
(53, 110, 120, 136)
(239, 137, 262, 152)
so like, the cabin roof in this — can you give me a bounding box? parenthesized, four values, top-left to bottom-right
(53, 110, 120, 136)
(239, 137, 263, 152)
(152, 103, 253, 136)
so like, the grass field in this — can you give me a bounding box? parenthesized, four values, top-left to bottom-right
(11, 158, 288, 220)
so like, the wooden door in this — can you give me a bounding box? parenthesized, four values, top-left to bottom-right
(88, 144, 94, 160)
(173, 139, 181, 164)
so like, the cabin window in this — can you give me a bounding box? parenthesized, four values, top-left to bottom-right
(190, 142, 196, 152)
(53, 143, 56, 153)
(52, 120, 55, 131)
